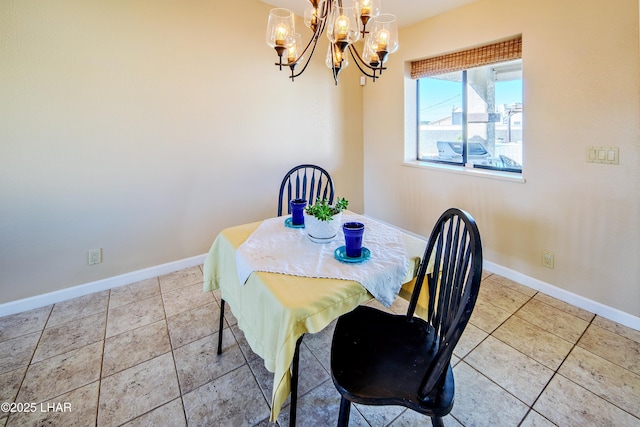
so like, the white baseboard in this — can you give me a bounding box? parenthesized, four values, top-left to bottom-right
(1, 251, 638, 331)
(0, 254, 207, 318)
(483, 261, 640, 331)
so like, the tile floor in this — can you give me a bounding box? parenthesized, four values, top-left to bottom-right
(1, 266, 639, 426)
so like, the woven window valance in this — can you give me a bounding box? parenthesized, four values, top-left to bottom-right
(410, 36, 522, 79)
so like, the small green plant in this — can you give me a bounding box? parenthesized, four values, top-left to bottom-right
(305, 197, 349, 222)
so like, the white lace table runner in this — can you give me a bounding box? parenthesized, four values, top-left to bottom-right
(235, 213, 409, 307)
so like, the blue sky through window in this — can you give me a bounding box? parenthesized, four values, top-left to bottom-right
(419, 77, 522, 123)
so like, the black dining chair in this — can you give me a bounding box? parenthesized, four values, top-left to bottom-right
(330, 208, 483, 427)
(277, 164, 335, 216)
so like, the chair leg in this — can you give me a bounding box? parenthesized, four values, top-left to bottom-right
(290, 335, 304, 426)
(337, 397, 351, 427)
(217, 299, 225, 355)
(431, 416, 444, 427)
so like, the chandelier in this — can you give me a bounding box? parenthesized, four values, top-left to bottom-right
(265, 0, 399, 84)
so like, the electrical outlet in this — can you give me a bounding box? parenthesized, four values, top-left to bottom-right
(542, 251, 554, 269)
(88, 248, 102, 266)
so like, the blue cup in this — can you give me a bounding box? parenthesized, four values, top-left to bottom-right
(343, 222, 365, 258)
(290, 199, 307, 226)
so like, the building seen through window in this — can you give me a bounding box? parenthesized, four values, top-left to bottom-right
(417, 59, 523, 173)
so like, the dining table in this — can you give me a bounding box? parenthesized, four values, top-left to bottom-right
(202, 211, 431, 423)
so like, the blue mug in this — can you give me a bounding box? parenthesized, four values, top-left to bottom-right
(343, 222, 365, 258)
(290, 199, 307, 226)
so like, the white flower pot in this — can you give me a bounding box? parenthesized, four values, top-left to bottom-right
(303, 212, 342, 243)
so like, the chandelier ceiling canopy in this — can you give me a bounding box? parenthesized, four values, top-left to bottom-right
(265, 0, 399, 84)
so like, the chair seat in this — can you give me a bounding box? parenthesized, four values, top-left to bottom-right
(331, 305, 455, 417)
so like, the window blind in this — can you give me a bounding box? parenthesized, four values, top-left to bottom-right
(410, 36, 522, 79)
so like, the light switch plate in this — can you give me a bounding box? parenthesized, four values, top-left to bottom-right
(586, 146, 619, 164)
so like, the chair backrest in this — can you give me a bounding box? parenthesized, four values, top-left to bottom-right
(407, 208, 483, 399)
(277, 164, 335, 216)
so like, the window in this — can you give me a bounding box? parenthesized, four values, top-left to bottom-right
(412, 37, 523, 174)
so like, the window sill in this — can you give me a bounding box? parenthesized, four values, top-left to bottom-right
(403, 160, 526, 183)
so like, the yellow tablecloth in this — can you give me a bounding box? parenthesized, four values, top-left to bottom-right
(202, 218, 427, 421)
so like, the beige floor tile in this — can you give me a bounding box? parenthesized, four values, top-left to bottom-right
(518, 410, 556, 427)
(389, 295, 410, 314)
(468, 298, 512, 333)
(0, 367, 27, 414)
(47, 291, 109, 327)
(0, 305, 51, 343)
(559, 346, 640, 417)
(105, 294, 165, 338)
(278, 379, 370, 427)
(161, 282, 215, 318)
(515, 298, 590, 343)
(391, 410, 463, 426)
(484, 274, 537, 297)
(120, 397, 186, 427)
(32, 311, 107, 363)
(592, 315, 640, 343)
(577, 323, 640, 375)
(17, 341, 103, 403)
(173, 331, 245, 395)
(450, 362, 529, 426)
(478, 277, 532, 313)
(97, 352, 180, 427)
(211, 288, 222, 304)
(158, 266, 203, 294)
(453, 323, 488, 359)
(102, 320, 171, 377)
(230, 324, 261, 365)
(363, 298, 393, 313)
(245, 348, 277, 404)
(247, 339, 332, 414)
(166, 302, 219, 349)
(354, 401, 405, 426)
(182, 365, 270, 426)
(451, 354, 461, 367)
(221, 300, 238, 327)
(108, 278, 160, 310)
(493, 316, 573, 370)
(533, 293, 595, 322)
(300, 320, 337, 371)
(6, 381, 99, 427)
(292, 342, 331, 397)
(534, 374, 639, 426)
(466, 336, 554, 405)
(0, 332, 40, 374)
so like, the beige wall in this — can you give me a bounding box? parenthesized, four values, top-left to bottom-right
(2, 0, 638, 323)
(363, 0, 640, 318)
(0, 0, 364, 304)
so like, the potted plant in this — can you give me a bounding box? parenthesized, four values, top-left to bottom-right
(303, 197, 349, 243)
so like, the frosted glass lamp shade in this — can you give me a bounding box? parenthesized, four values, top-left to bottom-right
(325, 43, 349, 71)
(369, 14, 398, 56)
(287, 33, 304, 65)
(327, 0, 360, 47)
(266, 8, 295, 50)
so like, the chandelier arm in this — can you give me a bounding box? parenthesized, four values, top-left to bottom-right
(288, 11, 329, 79)
(289, 32, 323, 79)
(293, 32, 320, 65)
(349, 44, 387, 72)
(347, 45, 385, 78)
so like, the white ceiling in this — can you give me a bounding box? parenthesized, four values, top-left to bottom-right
(260, 0, 480, 28)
